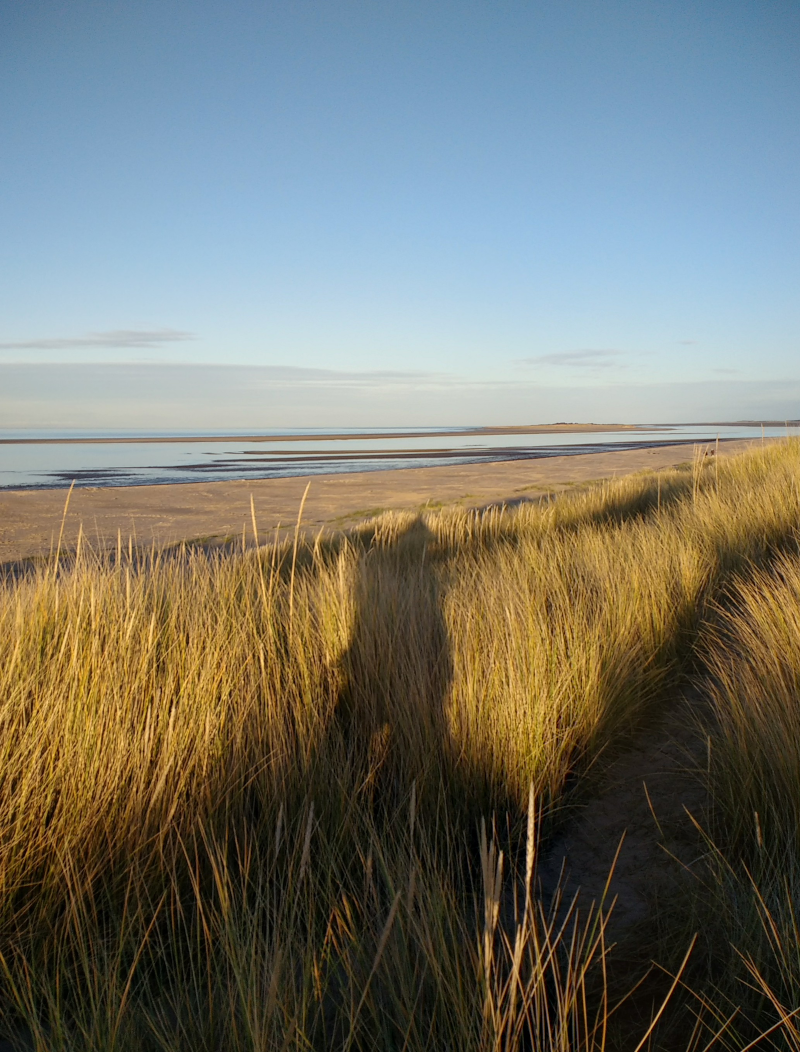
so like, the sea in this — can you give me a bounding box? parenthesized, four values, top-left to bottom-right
(0, 424, 792, 490)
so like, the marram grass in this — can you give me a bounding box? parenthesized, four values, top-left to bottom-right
(0, 441, 800, 1049)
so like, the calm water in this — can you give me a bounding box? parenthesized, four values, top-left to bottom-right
(0, 425, 790, 490)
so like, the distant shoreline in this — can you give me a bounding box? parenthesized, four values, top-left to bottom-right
(2, 421, 796, 446)
(0, 423, 648, 445)
(0, 422, 648, 443)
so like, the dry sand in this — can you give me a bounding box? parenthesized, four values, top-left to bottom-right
(0, 439, 756, 565)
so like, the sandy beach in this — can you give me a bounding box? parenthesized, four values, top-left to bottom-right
(0, 438, 758, 565)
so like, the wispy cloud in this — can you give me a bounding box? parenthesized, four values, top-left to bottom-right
(242, 365, 455, 387)
(516, 349, 625, 369)
(678, 340, 696, 346)
(0, 329, 195, 351)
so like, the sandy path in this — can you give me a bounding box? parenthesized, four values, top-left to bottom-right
(540, 695, 708, 940)
(0, 439, 756, 564)
(536, 690, 711, 1046)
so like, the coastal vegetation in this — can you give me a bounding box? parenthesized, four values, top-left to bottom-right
(2, 441, 800, 1048)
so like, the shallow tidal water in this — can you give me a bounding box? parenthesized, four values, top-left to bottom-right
(0, 424, 790, 490)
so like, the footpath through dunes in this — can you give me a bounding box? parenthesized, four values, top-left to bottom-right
(0, 439, 760, 565)
(535, 689, 713, 1048)
(539, 689, 709, 942)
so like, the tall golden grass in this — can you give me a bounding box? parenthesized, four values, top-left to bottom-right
(701, 539, 800, 1044)
(1, 440, 800, 1049)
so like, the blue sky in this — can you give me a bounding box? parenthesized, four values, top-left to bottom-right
(2, 0, 799, 426)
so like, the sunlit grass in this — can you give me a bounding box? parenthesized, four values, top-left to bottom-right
(1, 440, 800, 1048)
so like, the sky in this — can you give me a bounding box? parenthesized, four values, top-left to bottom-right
(1, 0, 799, 428)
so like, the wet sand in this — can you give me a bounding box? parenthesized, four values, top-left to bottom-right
(0, 439, 756, 564)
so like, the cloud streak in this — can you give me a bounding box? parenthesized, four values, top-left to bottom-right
(0, 329, 195, 351)
(228, 365, 456, 388)
(517, 349, 625, 368)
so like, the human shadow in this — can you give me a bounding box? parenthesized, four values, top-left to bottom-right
(309, 467, 692, 831)
(329, 516, 454, 819)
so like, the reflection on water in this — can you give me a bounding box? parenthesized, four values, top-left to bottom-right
(0, 425, 792, 490)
